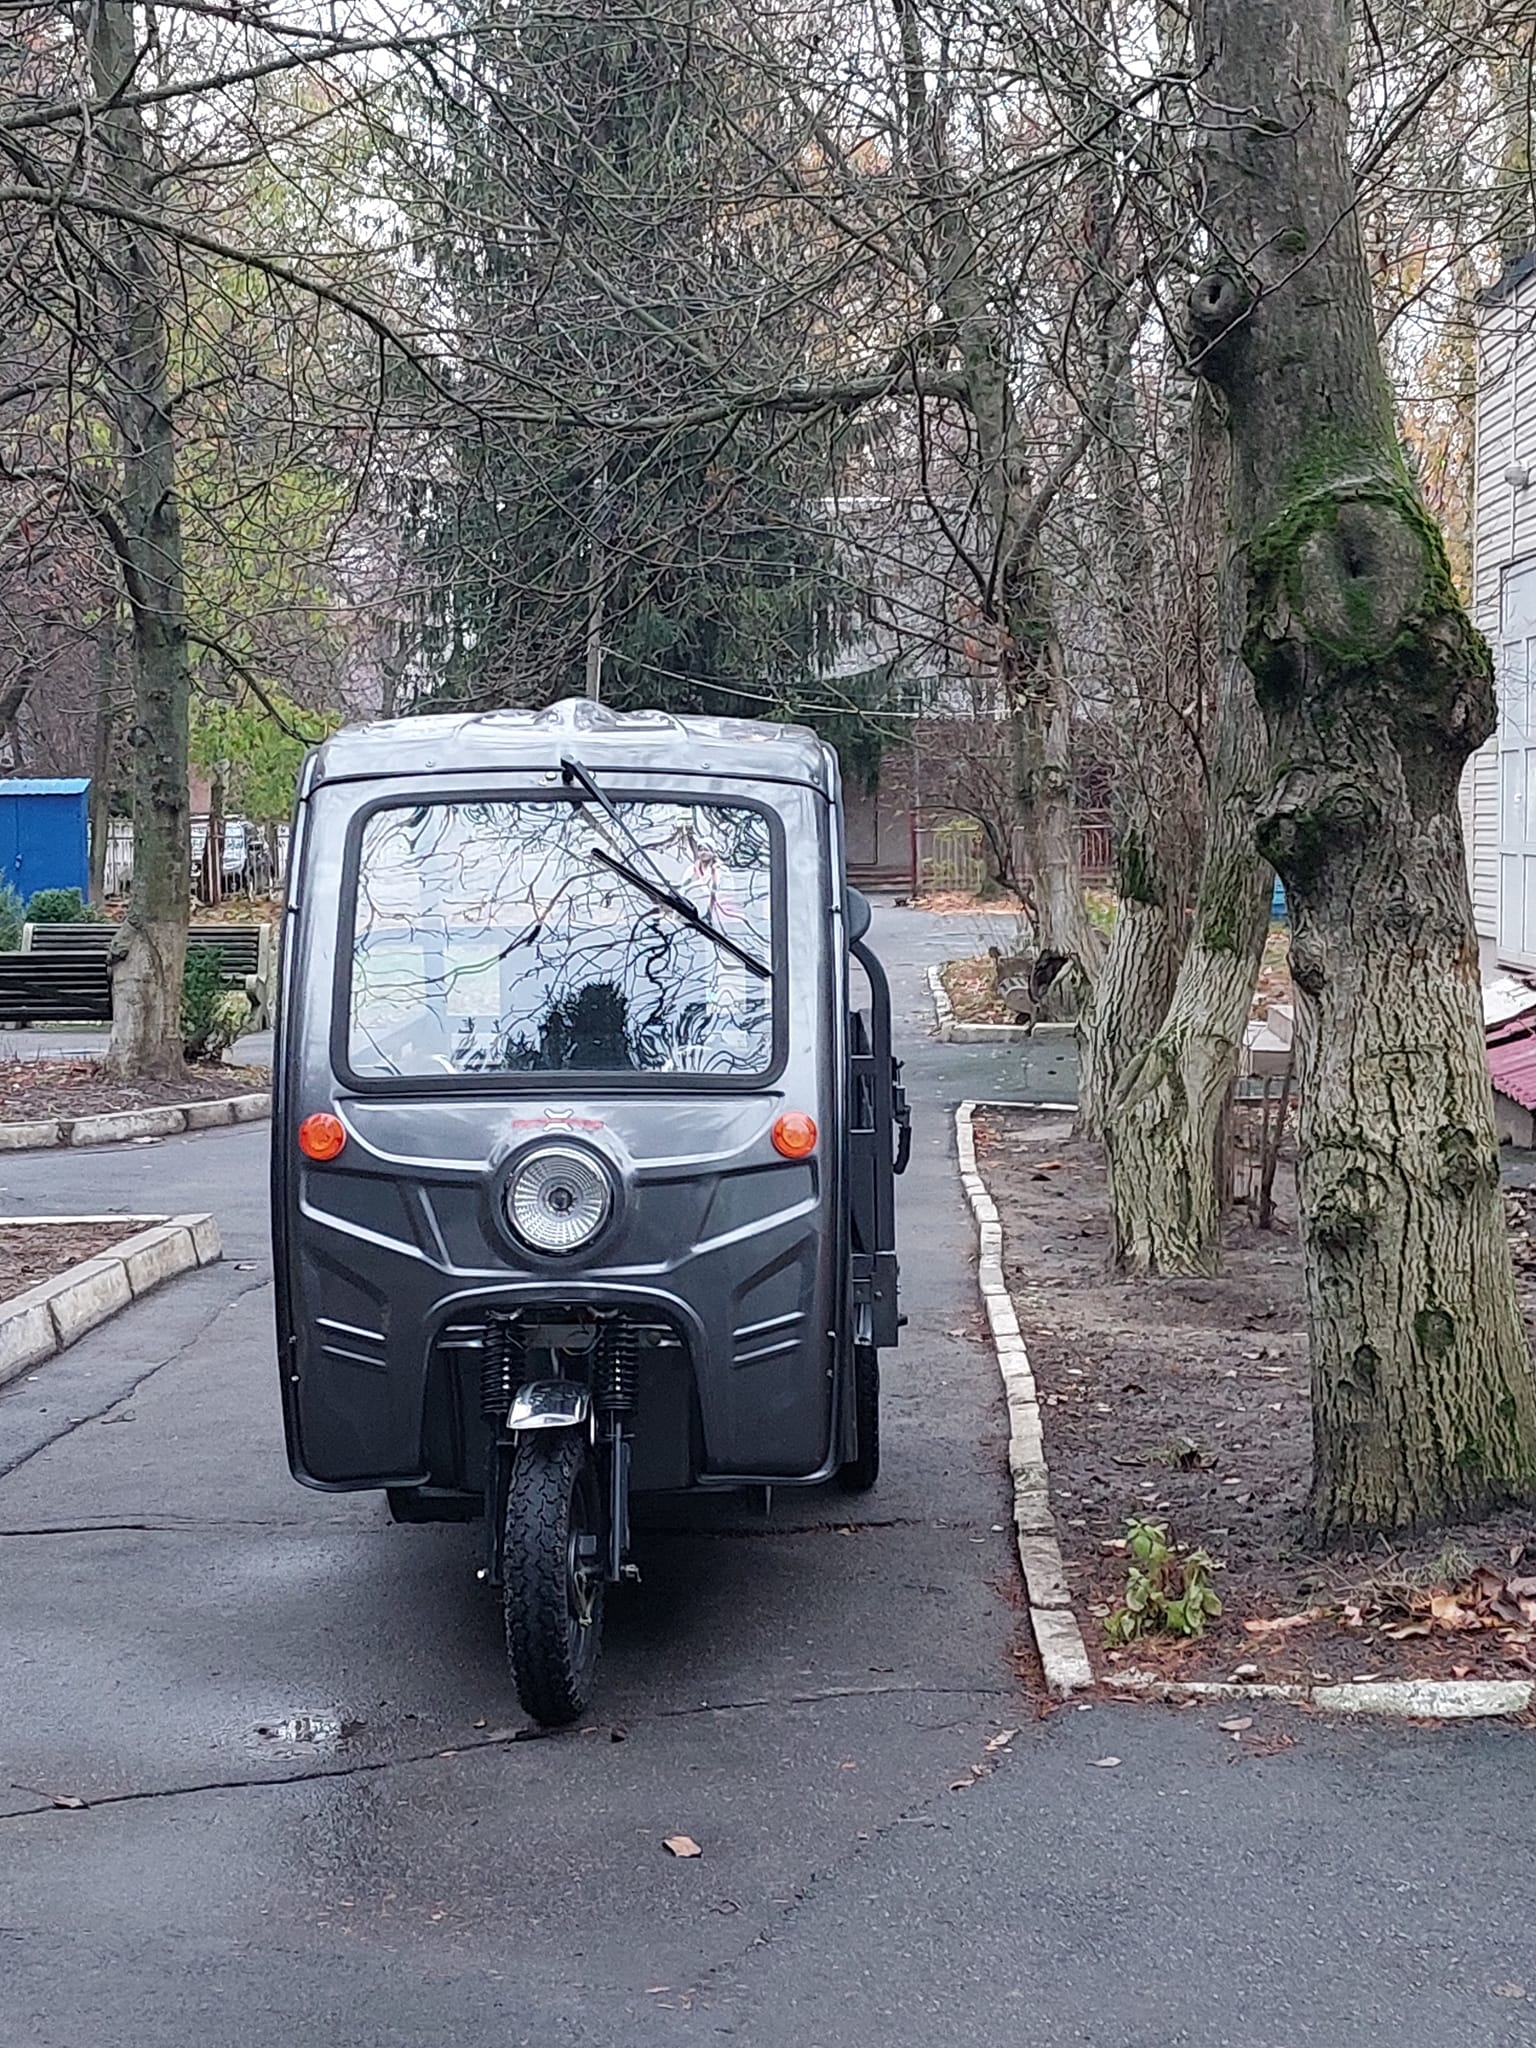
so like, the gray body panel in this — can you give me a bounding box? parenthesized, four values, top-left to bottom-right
(273, 701, 855, 1496)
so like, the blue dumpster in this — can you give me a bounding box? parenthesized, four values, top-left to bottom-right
(0, 779, 91, 903)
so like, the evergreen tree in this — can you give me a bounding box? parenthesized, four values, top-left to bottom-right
(395, 0, 893, 744)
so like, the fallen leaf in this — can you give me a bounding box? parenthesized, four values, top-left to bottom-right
(1428, 1595, 1480, 1630)
(1494, 1983, 1527, 2000)
(1452, 1664, 1473, 1679)
(1217, 1716, 1253, 1733)
(985, 1729, 1018, 1751)
(1243, 1609, 1324, 1636)
(472, 1718, 487, 1730)
(663, 1835, 702, 1859)
(1090, 1756, 1121, 1769)
(50, 1793, 87, 1810)
(1381, 1621, 1432, 1640)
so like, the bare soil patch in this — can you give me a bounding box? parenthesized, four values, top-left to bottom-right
(2, 1221, 137, 1299)
(977, 1108, 1536, 1689)
(0, 1059, 266, 1124)
(941, 956, 1017, 1025)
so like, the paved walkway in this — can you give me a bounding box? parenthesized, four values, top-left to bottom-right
(1, 904, 1531, 2048)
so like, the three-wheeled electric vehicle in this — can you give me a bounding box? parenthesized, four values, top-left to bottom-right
(272, 698, 910, 1723)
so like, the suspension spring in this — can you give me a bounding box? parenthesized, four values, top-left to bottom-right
(479, 1310, 520, 1419)
(597, 1322, 639, 1415)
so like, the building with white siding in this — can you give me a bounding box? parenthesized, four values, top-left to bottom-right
(1463, 250, 1536, 977)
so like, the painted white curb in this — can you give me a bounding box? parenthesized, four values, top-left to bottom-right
(0, 1212, 223, 1387)
(0, 1092, 270, 1151)
(1114, 1671, 1535, 1719)
(928, 964, 1074, 1043)
(956, 1098, 1092, 1696)
(959, 1100, 1536, 1722)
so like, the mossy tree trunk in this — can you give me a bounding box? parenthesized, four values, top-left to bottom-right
(1189, 0, 1536, 1535)
(90, 0, 191, 1082)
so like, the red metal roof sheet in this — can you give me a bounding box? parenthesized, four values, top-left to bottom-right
(1488, 1023, 1536, 1111)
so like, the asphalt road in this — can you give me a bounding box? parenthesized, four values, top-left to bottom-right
(2, 905, 1533, 2048)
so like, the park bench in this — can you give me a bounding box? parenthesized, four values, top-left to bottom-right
(13, 921, 276, 1030)
(0, 951, 113, 1025)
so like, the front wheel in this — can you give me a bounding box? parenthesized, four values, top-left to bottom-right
(502, 1432, 605, 1725)
(837, 1344, 880, 1493)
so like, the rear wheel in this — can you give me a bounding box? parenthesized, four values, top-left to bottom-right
(502, 1432, 605, 1726)
(837, 1343, 880, 1492)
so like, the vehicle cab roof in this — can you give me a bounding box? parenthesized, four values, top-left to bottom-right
(308, 697, 838, 797)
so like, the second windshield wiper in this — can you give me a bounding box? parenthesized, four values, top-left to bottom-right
(561, 753, 771, 982)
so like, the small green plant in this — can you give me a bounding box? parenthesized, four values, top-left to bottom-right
(182, 946, 248, 1062)
(0, 882, 22, 951)
(1105, 1519, 1224, 1645)
(25, 886, 101, 924)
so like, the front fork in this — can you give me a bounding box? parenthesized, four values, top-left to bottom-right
(480, 1313, 638, 1590)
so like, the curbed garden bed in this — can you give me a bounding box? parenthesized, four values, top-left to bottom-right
(0, 1058, 268, 1123)
(977, 1107, 1536, 1691)
(1, 1221, 140, 1298)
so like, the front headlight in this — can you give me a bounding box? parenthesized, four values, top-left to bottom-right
(504, 1145, 613, 1255)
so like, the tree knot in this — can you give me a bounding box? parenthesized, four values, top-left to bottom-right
(1309, 1155, 1387, 1248)
(1255, 765, 1375, 887)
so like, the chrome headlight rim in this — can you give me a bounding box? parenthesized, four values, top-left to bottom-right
(501, 1141, 616, 1259)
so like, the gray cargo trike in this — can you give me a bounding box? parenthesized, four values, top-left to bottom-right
(272, 699, 910, 1723)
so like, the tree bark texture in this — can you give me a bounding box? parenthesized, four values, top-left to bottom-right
(88, 596, 117, 904)
(1001, 550, 1105, 1015)
(1074, 238, 1193, 1135)
(1190, 0, 1536, 1534)
(90, 1, 191, 1080)
(1105, 652, 1272, 1271)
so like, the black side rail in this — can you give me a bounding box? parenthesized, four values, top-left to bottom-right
(849, 933, 909, 1349)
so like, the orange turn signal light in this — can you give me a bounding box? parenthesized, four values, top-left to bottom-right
(298, 1111, 347, 1162)
(771, 1111, 818, 1159)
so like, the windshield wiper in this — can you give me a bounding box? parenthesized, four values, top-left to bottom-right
(561, 753, 770, 981)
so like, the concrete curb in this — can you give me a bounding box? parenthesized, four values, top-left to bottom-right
(928, 963, 1074, 1044)
(955, 1097, 1093, 1697)
(958, 1099, 1535, 1723)
(1111, 1671, 1536, 1717)
(0, 1092, 270, 1152)
(0, 1211, 223, 1387)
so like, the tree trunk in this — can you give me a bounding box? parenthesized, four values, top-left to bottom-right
(203, 768, 227, 908)
(88, 596, 117, 904)
(1081, 835, 1184, 1143)
(90, 0, 191, 1082)
(1190, 0, 1536, 1535)
(1002, 552, 1104, 1013)
(1104, 654, 1272, 1271)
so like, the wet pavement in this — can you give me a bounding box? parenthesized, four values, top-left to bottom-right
(2, 905, 1534, 2048)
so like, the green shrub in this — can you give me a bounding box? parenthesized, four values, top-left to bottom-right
(1105, 1519, 1223, 1644)
(182, 946, 249, 1062)
(0, 883, 22, 951)
(25, 886, 102, 924)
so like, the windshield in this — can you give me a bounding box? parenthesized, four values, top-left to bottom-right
(345, 797, 776, 1080)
